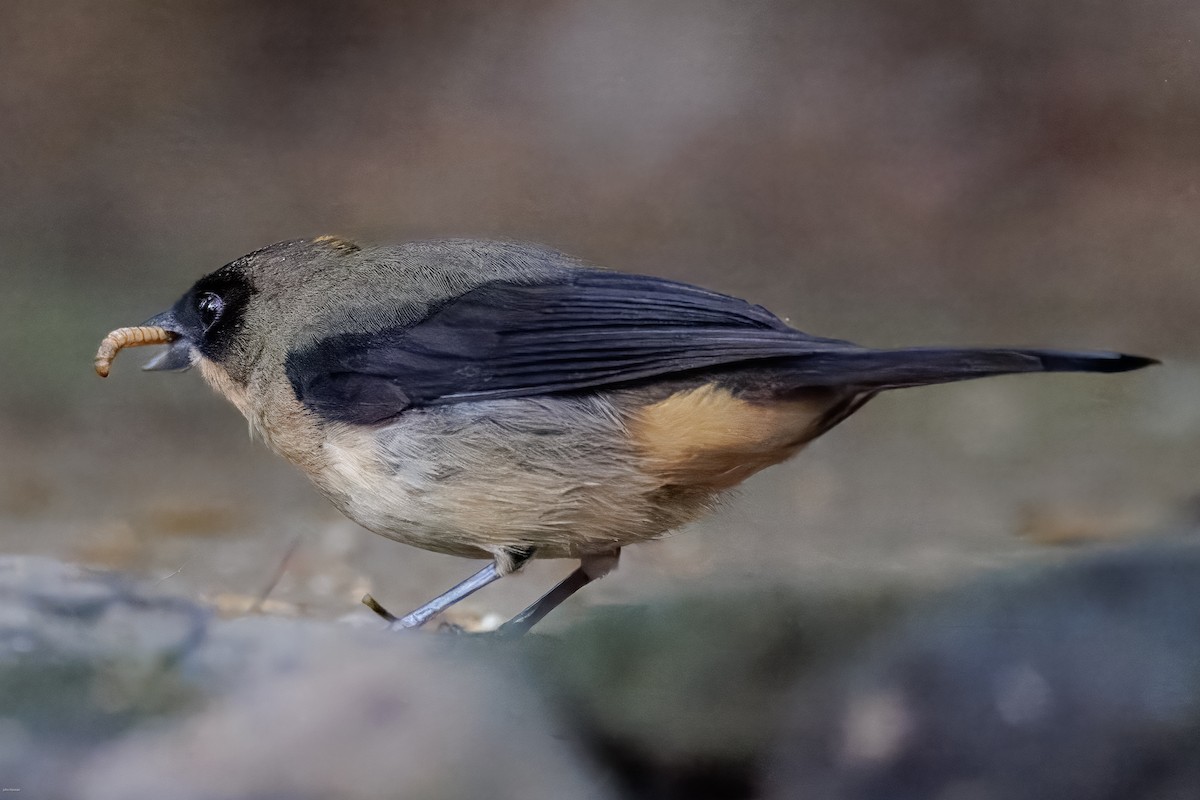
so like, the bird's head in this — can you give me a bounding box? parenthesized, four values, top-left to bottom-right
(95, 235, 370, 386)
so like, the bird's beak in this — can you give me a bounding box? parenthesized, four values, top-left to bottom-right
(139, 310, 198, 372)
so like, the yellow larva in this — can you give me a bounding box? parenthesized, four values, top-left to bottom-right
(94, 326, 174, 377)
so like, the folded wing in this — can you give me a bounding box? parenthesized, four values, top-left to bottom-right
(285, 269, 1154, 425)
(284, 270, 858, 423)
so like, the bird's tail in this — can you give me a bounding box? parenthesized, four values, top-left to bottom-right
(781, 347, 1158, 391)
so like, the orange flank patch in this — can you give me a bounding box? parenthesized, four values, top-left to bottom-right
(630, 383, 830, 491)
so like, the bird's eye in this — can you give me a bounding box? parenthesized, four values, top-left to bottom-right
(197, 292, 224, 329)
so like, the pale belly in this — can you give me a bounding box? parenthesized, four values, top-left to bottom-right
(311, 396, 718, 561)
(258, 385, 833, 562)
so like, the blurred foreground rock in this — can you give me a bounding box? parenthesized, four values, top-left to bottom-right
(2, 542, 1200, 799)
(520, 586, 912, 798)
(0, 557, 610, 800)
(765, 542, 1200, 800)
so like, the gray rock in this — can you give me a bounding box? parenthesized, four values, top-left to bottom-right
(76, 638, 612, 800)
(8, 541, 1200, 800)
(766, 541, 1200, 800)
(0, 557, 203, 795)
(0, 557, 611, 800)
(521, 586, 910, 798)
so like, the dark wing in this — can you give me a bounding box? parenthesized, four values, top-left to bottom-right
(285, 269, 858, 423)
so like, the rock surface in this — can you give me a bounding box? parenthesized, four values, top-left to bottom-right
(2, 542, 1199, 799)
(0, 557, 610, 800)
(766, 542, 1200, 800)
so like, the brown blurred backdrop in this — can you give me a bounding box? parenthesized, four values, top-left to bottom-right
(1, 1, 1197, 622)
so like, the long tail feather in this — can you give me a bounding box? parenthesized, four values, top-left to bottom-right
(781, 347, 1158, 390)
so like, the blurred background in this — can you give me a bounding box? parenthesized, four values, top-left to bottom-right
(1, 0, 1197, 624)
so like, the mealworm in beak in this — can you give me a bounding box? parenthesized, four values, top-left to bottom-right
(94, 326, 175, 377)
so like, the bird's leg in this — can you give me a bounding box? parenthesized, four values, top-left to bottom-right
(497, 549, 620, 637)
(364, 548, 534, 631)
(363, 562, 501, 630)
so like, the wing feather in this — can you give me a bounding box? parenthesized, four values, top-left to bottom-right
(285, 270, 858, 423)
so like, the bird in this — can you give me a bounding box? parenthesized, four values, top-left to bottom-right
(95, 236, 1156, 634)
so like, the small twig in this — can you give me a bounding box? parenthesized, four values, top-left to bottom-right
(153, 563, 186, 586)
(249, 533, 302, 614)
(361, 593, 398, 623)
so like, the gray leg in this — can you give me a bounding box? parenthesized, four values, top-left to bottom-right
(497, 550, 620, 637)
(364, 549, 533, 631)
(497, 567, 591, 636)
